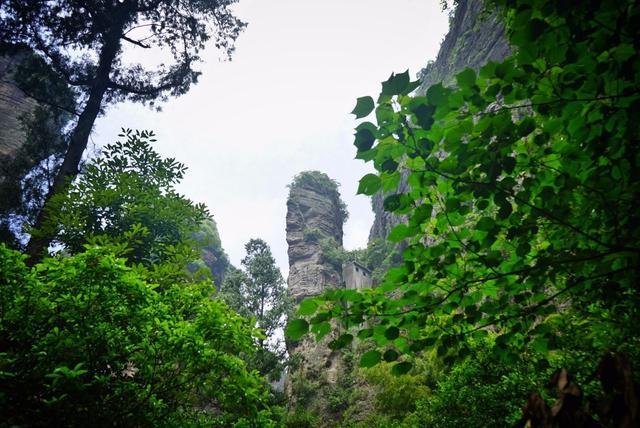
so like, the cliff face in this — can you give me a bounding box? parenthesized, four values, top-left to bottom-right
(417, 0, 510, 92)
(190, 217, 231, 286)
(286, 172, 345, 303)
(0, 53, 39, 159)
(368, 0, 510, 242)
(285, 171, 347, 411)
(0, 48, 75, 244)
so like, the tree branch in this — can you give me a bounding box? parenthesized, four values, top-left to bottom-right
(106, 79, 176, 96)
(121, 35, 151, 49)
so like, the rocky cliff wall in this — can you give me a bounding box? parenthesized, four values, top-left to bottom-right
(0, 47, 75, 244)
(368, 0, 510, 242)
(285, 171, 347, 411)
(0, 53, 39, 159)
(286, 171, 345, 303)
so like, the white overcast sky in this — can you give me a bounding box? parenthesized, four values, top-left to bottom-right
(93, 0, 449, 278)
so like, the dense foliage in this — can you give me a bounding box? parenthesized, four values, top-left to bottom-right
(0, 245, 274, 427)
(288, 0, 640, 422)
(39, 129, 208, 287)
(0, 132, 280, 426)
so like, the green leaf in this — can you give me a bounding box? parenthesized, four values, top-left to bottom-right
(388, 224, 412, 243)
(285, 319, 309, 341)
(383, 349, 399, 362)
(390, 361, 412, 376)
(476, 217, 495, 231)
(298, 299, 318, 316)
(309, 311, 331, 324)
(360, 350, 381, 368)
(530, 337, 549, 354)
(479, 61, 497, 79)
(357, 174, 382, 195)
(354, 127, 376, 152)
(383, 194, 402, 212)
(518, 117, 536, 137)
(352, 96, 375, 118)
(380, 159, 399, 173)
(329, 333, 353, 350)
(384, 326, 400, 340)
(311, 321, 331, 340)
(357, 328, 373, 340)
(427, 83, 448, 107)
(411, 102, 436, 129)
(381, 70, 410, 96)
(456, 68, 476, 89)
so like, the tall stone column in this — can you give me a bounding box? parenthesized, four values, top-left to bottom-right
(285, 171, 346, 410)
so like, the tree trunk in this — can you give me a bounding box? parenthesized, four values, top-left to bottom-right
(25, 24, 123, 264)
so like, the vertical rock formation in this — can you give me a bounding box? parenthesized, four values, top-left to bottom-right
(416, 0, 510, 93)
(285, 171, 347, 411)
(0, 46, 74, 244)
(286, 171, 346, 303)
(190, 217, 231, 286)
(0, 53, 39, 159)
(369, 0, 510, 242)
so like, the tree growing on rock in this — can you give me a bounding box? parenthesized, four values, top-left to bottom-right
(0, 0, 246, 260)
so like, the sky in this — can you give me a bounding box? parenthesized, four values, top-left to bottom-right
(93, 0, 449, 278)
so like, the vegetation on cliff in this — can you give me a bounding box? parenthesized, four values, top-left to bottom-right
(290, 171, 349, 226)
(289, 0, 640, 425)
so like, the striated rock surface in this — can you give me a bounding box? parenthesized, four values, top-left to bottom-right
(286, 171, 345, 303)
(369, 0, 510, 242)
(285, 171, 347, 411)
(0, 53, 39, 159)
(417, 0, 510, 92)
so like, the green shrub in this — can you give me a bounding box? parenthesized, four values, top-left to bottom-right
(415, 340, 538, 428)
(0, 245, 274, 427)
(284, 408, 320, 428)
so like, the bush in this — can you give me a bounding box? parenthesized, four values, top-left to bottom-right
(0, 245, 274, 427)
(415, 340, 538, 428)
(284, 408, 320, 428)
(361, 361, 431, 420)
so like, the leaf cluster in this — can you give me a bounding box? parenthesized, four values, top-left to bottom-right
(288, 0, 640, 375)
(39, 129, 208, 286)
